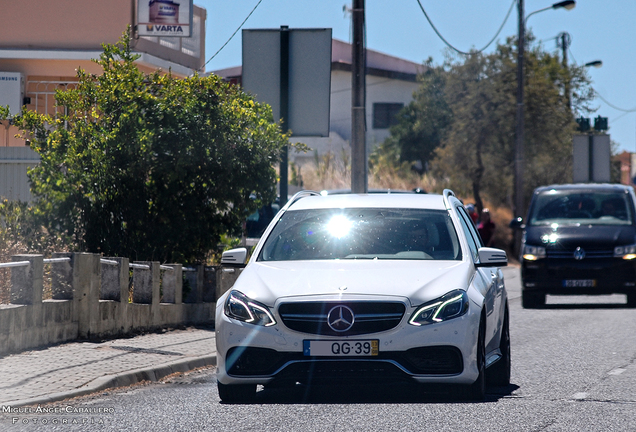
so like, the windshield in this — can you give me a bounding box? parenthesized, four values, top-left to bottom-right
(528, 190, 634, 226)
(258, 208, 461, 262)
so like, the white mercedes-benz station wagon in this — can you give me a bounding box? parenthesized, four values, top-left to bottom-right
(215, 190, 510, 402)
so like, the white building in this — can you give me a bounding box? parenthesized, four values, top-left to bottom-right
(212, 39, 424, 167)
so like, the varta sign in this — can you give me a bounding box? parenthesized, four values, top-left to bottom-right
(136, 0, 193, 38)
(145, 24, 185, 34)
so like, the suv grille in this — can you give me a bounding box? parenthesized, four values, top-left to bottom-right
(547, 248, 614, 259)
(278, 301, 406, 336)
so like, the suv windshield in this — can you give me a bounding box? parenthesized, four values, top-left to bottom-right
(258, 208, 461, 261)
(528, 190, 634, 226)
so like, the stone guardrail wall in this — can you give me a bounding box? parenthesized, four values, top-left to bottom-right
(0, 253, 242, 356)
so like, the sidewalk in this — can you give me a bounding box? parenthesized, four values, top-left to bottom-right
(0, 327, 217, 407)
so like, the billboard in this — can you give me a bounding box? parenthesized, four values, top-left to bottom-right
(137, 0, 193, 37)
(573, 134, 611, 183)
(242, 28, 332, 137)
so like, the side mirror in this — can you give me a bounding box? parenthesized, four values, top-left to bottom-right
(476, 247, 508, 267)
(221, 247, 248, 268)
(509, 217, 525, 230)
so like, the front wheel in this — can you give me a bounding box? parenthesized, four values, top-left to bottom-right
(462, 315, 485, 401)
(217, 382, 256, 403)
(487, 307, 511, 386)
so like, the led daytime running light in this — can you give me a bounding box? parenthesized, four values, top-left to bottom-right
(432, 294, 464, 322)
(224, 290, 277, 327)
(409, 290, 468, 326)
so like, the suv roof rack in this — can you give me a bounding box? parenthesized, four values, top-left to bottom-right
(442, 189, 456, 210)
(281, 190, 322, 211)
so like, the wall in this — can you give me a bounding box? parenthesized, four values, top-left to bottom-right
(0, 147, 40, 201)
(0, 253, 240, 356)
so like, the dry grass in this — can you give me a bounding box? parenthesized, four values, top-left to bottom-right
(298, 161, 514, 253)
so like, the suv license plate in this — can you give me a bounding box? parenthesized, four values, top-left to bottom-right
(303, 340, 379, 357)
(563, 279, 596, 288)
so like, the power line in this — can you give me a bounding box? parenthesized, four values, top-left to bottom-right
(414, 0, 516, 56)
(594, 91, 636, 113)
(202, 0, 265, 70)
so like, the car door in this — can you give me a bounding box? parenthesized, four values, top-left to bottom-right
(455, 205, 500, 352)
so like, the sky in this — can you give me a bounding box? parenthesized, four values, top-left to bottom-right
(194, 0, 636, 153)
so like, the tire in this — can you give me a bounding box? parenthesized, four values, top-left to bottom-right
(217, 382, 256, 403)
(522, 290, 545, 309)
(463, 314, 486, 401)
(487, 307, 511, 386)
(627, 294, 636, 308)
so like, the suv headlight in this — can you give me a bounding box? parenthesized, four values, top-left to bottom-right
(523, 245, 546, 261)
(409, 290, 469, 326)
(224, 290, 277, 327)
(614, 244, 636, 260)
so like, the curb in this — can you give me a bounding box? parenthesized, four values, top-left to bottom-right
(4, 354, 217, 408)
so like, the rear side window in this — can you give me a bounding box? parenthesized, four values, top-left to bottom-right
(528, 190, 634, 226)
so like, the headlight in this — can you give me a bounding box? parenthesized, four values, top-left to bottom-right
(523, 245, 546, 261)
(409, 289, 469, 326)
(224, 290, 277, 327)
(614, 244, 636, 260)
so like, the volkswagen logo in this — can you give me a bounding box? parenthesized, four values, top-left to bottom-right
(327, 305, 355, 332)
(573, 247, 586, 260)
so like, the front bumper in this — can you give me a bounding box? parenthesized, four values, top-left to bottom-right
(521, 257, 636, 295)
(215, 301, 481, 386)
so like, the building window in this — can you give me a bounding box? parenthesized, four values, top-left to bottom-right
(373, 102, 403, 129)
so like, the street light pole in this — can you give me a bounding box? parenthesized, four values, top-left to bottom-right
(514, 0, 525, 224)
(514, 0, 576, 224)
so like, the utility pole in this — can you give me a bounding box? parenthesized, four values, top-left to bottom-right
(557, 31, 571, 110)
(351, 0, 367, 193)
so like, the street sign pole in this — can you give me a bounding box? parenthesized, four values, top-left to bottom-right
(279, 26, 289, 206)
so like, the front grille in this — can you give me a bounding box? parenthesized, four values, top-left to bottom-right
(547, 248, 614, 259)
(278, 301, 406, 336)
(226, 346, 463, 378)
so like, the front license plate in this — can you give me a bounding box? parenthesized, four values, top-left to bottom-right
(563, 279, 596, 288)
(303, 340, 379, 357)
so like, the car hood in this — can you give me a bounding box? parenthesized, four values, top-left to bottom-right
(230, 260, 472, 307)
(525, 224, 636, 248)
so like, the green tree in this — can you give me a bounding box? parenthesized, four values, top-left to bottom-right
(10, 31, 288, 263)
(375, 35, 595, 211)
(370, 59, 452, 175)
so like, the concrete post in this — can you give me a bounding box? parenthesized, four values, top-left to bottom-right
(162, 264, 183, 304)
(51, 252, 73, 300)
(10, 254, 43, 305)
(149, 262, 161, 325)
(73, 253, 101, 339)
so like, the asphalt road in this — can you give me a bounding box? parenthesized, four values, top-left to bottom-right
(3, 266, 636, 432)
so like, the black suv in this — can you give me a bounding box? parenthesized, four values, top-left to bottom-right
(512, 183, 636, 308)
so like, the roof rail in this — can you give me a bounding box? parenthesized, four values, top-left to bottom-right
(281, 190, 321, 211)
(442, 189, 456, 210)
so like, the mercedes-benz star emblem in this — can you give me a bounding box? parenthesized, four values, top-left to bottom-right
(327, 305, 355, 332)
(573, 247, 586, 260)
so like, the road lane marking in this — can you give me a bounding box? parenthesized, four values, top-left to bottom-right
(571, 392, 587, 400)
(608, 368, 626, 376)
